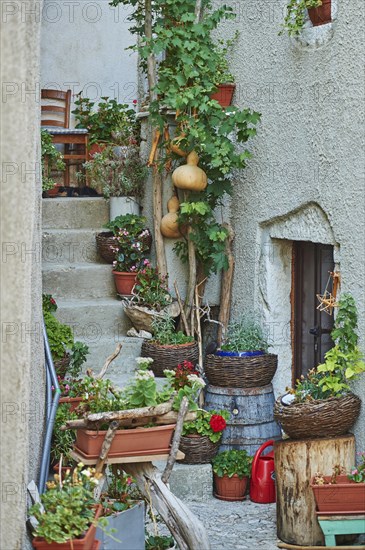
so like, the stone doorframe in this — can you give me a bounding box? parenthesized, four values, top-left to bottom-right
(258, 201, 339, 397)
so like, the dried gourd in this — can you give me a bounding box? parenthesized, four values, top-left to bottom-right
(172, 151, 207, 192)
(161, 196, 183, 239)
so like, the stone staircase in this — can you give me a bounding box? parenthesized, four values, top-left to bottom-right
(42, 197, 142, 387)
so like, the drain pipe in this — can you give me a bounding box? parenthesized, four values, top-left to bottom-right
(38, 318, 60, 494)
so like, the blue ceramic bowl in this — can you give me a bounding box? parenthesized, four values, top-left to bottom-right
(215, 350, 265, 358)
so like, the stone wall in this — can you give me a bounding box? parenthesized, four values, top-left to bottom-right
(1, 3, 44, 548)
(215, 0, 365, 446)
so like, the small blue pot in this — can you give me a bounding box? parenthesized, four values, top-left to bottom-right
(215, 350, 265, 358)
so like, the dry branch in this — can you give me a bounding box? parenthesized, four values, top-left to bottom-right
(95, 420, 120, 473)
(96, 343, 122, 379)
(86, 401, 173, 423)
(174, 281, 190, 336)
(217, 223, 235, 345)
(162, 397, 189, 484)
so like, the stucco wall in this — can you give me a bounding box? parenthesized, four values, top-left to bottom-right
(214, 0, 365, 446)
(1, 3, 45, 548)
(41, 0, 138, 117)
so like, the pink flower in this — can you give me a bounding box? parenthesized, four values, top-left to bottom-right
(132, 99, 138, 105)
(352, 469, 358, 475)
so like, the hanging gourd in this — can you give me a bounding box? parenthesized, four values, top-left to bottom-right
(172, 151, 207, 192)
(161, 196, 184, 239)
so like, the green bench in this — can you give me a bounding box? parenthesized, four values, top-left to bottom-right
(317, 515, 365, 547)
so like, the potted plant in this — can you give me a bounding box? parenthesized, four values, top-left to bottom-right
(122, 261, 180, 333)
(205, 316, 278, 388)
(41, 129, 65, 197)
(310, 456, 365, 513)
(30, 463, 105, 549)
(141, 315, 199, 376)
(95, 467, 145, 550)
(50, 403, 78, 473)
(72, 357, 204, 459)
(72, 94, 140, 151)
(210, 34, 238, 107)
(211, 449, 253, 501)
(279, 0, 331, 37)
(96, 213, 151, 264)
(178, 409, 229, 464)
(274, 293, 365, 439)
(107, 216, 151, 296)
(82, 146, 148, 219)
(145, 534, 175, 550)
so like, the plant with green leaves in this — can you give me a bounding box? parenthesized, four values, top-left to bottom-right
(82, 146, 147, 199)
(151, 314, 194, 346)
(221, 317, 269, 353)
(72, 94, 139, 145)
(102, 467, 141, 513)
(44, 310, 74, 362)
(182, 409, 229, 442)
(50, 403, 77, 465)
(145, 534, 175, 550)
(41, 129, 65, 191)
(348, 453, 365, 484)
(68, 342, 89, 379)
(279, 0, 322, 36)
(29, 464, 106, 544)
(212, 449, 253, 479)
(131, 261, 172, 310)
(104, 213, 149, 237)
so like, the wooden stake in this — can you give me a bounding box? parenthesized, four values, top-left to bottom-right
(162, 397, 188, 484)
(217, 223, 235, 346)
(95, 420, 120, 474)
(195, 285, 203, 368)
(174, 281, 190, 336)
(95, 343, 122, 379)
(184, 226, 197, 333)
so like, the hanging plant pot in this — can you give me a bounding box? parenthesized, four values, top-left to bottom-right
(32, 505, 102, 550)
(74, 424, 176, 459)
(311, 475, 365, 513)
(210, 84, 236, 107)
(308, 0, 331, 26)
(112, 271, 138, 296)
(213, 473, 248, 502)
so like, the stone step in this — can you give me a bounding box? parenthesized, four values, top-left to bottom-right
(54, 298, 131, 340)
(42, 263, 116, 299)
(42, 228, 108, 265)
(42, 198, 109, 229)
(80, 336, 143, 388)
(153, 461, 213, 502)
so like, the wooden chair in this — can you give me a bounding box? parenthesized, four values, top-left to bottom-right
(41, 89, 89, 186)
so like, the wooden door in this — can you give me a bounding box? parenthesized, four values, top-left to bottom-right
(292, 242, 334, 383)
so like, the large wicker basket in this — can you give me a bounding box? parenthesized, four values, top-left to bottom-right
(204, 353, 278, 388)
(273, 393, 361, 439)
(53, 353, 71, 378)
(96, 230, 153, 264)
(178, 435, 220, 464)
(141, 340, 199, 377)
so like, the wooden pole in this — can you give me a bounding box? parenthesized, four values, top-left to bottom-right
(217, 223, 234, 346)
(95, 420, 120, 474)
(174, 280, 190, 336)
(162, 397, 188, 484)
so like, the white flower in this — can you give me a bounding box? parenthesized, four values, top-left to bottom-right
(163, 369, 175, 376)
(80, 470, 91, 477)
(187, 374, 206, 387)
(135, 356, 153, 365)
(135, 369, 155, 381)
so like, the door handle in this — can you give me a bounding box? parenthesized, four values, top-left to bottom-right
(309, 325, 321, 337)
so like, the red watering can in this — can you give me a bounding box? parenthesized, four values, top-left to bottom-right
(250, 440, 276, 504)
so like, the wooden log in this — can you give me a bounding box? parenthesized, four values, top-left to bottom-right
(162, 397, 188, 484)
(95, 420, 120, 474)
(87, 401, 173, 423)
(122, 462, 210, 550)
(275, 434, 355, 547)
(217, 223, 234, 346)
(62, 410, 197, 431)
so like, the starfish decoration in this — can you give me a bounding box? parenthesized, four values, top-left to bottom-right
(316, 291, 338, 314)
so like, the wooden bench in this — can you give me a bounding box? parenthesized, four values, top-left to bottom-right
(317, 514, 365, 547)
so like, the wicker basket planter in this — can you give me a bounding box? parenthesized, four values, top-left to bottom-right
(123, 301, 180, 333)
(141, 341, 199, 377)
(96, 231, 152, 264)
(178, 435, 220, 464)
(204, 353, 277, 388)
(273, 393, 361, 440)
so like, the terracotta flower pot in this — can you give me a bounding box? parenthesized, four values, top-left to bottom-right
(311, 475, 365, 513)
(112, 271, 138, 296)
(213, 473, 249, 502)
(88, 143, 106, 158)
(210, 84, 236, 107)
(308, 0, 331, 26)
(59, 396, 83, 412)
(32, 505, 102, 550)
(74, 424, 176, 459)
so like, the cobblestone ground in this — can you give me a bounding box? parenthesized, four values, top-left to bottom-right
(185, 497, 278, 550)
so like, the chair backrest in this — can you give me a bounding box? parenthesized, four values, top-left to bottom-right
(41, 89, 71, 128)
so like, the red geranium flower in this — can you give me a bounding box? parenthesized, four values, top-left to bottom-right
(209, 414, 227, 433)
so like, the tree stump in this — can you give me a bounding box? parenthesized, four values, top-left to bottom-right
(275, 434, 355, 546)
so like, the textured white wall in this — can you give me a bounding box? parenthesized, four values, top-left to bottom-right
(214, 0, 365, 446)
(41, 0, 138, 120)
(1, 3, 45, 548)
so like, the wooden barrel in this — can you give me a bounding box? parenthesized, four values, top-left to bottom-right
(204, 384, 281, 456)
(275, 434, 355, 546)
